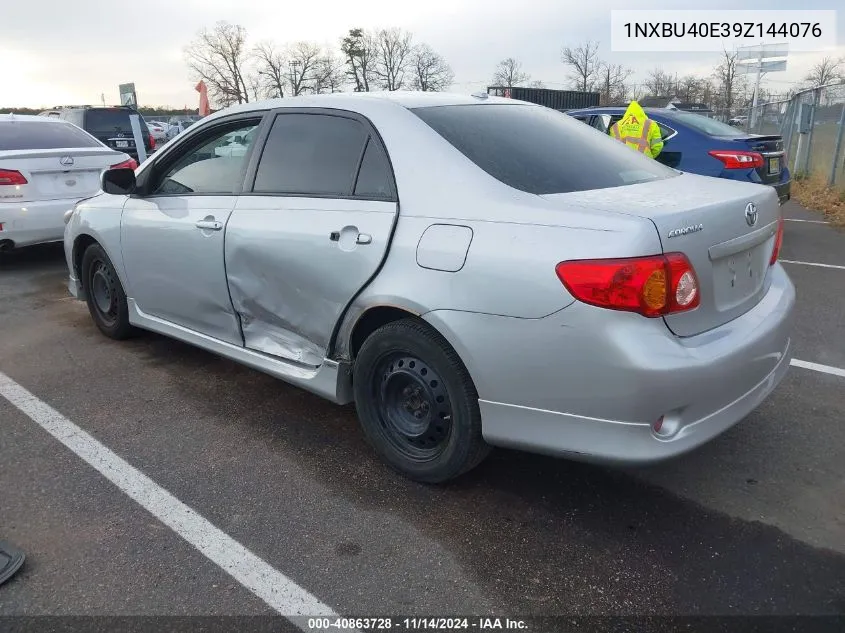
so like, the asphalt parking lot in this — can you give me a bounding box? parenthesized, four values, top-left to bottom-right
(1, 201, 844, 627)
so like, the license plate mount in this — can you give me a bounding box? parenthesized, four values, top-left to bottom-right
(768, 157, 780, 175)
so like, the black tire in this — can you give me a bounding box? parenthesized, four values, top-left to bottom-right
(353, 318, 490, 483)
(81, 243, 136, 340)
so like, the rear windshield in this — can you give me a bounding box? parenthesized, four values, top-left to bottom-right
(412, 104, 676, 195)
(85, 109, 149, 134)
(0, 120, 103, 151)
(663, 111, 743, 137)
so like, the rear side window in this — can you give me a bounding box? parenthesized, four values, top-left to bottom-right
(413, 105, 676, 195)
(0, 121, 103, 150)
(253, 114, 368, 196)
(663, 111, 740, 136)
(84, 109, 149, 134)
(354, 139, 394, 199)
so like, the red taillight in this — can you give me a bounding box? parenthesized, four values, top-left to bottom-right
(149, 134, 156, 150)
(110, 158, 138, 170)
(0, 169, 28, 185)
(708, 150, 764, 169)
(555, 253, 700, 318)
(770, 216, 784, 265)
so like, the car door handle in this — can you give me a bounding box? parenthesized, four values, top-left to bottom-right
(196, 220, 223, 231)
(329, 231, 372, 244)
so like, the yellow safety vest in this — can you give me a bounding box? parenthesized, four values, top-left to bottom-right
(609, 118, 656, 155)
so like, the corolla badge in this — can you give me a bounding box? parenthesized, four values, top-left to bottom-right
(667, 223, 704, 238)
(745, 202, 758, 227)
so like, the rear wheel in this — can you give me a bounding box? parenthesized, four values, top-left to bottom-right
(353, 318, 489, 483)
(81, 243, 136, 340)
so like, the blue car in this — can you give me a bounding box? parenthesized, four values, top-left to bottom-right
(566, 107, 791, 204)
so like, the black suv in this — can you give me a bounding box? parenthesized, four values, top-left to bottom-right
(57, 106, 155, 162)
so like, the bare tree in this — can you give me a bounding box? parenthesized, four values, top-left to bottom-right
(804, 56, 844, 88)
(410, 44, 454, 91)
(597, 62, 632, 104)
(254, 41, 286, 98)
(713, 49, 745, 117)
(246, 73, 265, 101)
(312, 53, 346, 94)
(372, 28, 414, 91)
(642, 67, 674, 97)
(527, 80, 546, 88)
(561, 41, 601, 93)
(341, 28, 376, 92)
(185, 22, 252, 106)
(286, 41, 321, 96)
(699, 79, 715, 106)
(677, 75, 702, 102)
(491, 58, 530, 87)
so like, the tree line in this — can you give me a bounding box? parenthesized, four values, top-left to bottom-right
(185, 22, 455, 107)
(497, 41, 844, 117)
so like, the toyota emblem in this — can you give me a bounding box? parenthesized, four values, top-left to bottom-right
(745, 202, 758, 227)
(59, 156, 74, 167)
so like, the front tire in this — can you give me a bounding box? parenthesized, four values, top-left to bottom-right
(81, 243, 136, 340)
(353, 318, 490, 483)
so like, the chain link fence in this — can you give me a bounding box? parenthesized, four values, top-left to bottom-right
(746, 81, 845, 188)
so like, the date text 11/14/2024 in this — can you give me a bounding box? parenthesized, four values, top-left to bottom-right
(307, 617, 529, 630)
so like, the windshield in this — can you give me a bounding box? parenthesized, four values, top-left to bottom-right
(412, 104, 676, 195)
(664, 110, 745, 136)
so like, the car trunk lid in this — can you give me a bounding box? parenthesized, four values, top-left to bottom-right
(743, 134, 785, 185)
(0, 148, 125, 202)
(541, 173, 781, 337)
(712, 134, 785, 184)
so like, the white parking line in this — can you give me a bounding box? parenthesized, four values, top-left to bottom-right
(780, 260, 845, 270)
(784, 219, 830, 224)
(0, 371, 339, 628)
(791, 359, 845, 378)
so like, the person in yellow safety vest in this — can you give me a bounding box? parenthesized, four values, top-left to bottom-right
(608, 101, 663, 159)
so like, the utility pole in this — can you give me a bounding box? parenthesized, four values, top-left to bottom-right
(101, 93, 106, 107)
(750, 44, 764, 129)
(289, 60, 302, 96)
(738, 43, 788, 132)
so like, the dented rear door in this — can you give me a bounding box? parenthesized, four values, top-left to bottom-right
(225, 111, 398, 366)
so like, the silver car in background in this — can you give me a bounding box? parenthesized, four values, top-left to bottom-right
(63, 92, 794, 482)
(1, 114, 134, 251)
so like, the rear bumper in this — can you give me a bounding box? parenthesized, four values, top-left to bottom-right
(0, 198, 81, 249)
(773, 178, 791, 204)
(424, 264, 795, 465)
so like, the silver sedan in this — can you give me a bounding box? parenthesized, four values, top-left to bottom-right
(63, 92, 795, 482)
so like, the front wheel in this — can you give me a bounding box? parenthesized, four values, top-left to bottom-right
(353, 318, 490, 483)
(81, 243, 136, 340)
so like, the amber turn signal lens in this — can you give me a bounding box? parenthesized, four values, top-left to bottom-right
(642, 269, 668, 311)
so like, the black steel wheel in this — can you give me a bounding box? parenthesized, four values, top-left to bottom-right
(353, 318, 489, 483)
(375, 353, 453, 462)
(81, 243, 136, 340)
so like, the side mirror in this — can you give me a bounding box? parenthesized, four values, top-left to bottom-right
(101, 168, 136, 195)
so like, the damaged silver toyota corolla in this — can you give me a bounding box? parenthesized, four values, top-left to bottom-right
(64, 92, 795, 483)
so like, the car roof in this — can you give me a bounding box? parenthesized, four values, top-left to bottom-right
(0, 113, 71, 123)
(200, 91, 526, 125)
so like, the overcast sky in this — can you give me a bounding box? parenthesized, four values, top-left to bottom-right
(1, 0, 842, 108)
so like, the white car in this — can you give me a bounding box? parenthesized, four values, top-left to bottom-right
(213, 128, 258, 158)
(146, 121, 168, 142)
(166, 119, 197, 140)
(0, 114, 134, 251)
